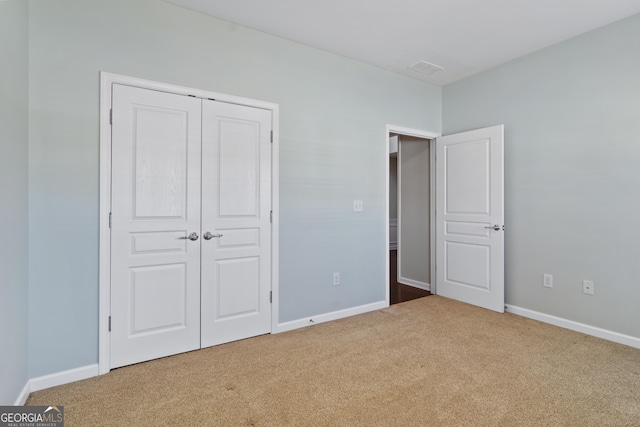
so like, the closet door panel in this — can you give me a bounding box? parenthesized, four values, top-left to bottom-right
(200, 101, 272, 348)
(110, 85, 202, 368)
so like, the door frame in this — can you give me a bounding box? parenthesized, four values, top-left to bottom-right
(385, 125, 439, 306)
(98, 72, 280, 374)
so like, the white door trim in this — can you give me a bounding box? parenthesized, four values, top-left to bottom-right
(385, 125, 440, 306)
(99, 72, 280, 374)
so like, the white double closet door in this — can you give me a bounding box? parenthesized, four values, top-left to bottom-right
(109, 85, 272, 369)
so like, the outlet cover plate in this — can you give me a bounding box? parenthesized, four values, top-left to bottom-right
(333, 272, 340, 286)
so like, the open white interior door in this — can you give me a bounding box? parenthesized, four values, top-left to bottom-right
(435, 125, 504, 312)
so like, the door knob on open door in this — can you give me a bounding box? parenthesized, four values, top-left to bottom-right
(484, 224, 501, 231)
(203, 232, 223, 240)
(179, 232, 199, 241)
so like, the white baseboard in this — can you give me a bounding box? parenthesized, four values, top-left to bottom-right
(398, 277, 431, 291)
(12, 364, 100, 406)
(506, 305, 640, 350)
(276, 301, 387, 333)
(14, 381, 31, 406)
(29, 364, 100, 394)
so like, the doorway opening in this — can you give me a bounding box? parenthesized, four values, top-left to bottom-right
(385, 124, 505, 311)
(386, 126, 439, 306)
(389, 249, 431, 304)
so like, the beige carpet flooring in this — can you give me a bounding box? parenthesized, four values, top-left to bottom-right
(27, 296, 640, 426)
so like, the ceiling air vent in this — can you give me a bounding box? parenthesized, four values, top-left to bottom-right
(408, 60, 444, 76)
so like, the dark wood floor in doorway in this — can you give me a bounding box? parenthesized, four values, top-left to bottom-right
(390, 250, 431, 305)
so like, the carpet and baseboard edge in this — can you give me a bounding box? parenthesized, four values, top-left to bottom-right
(14, 364, 99, 406)
(506, 304, 640, 349)
(15, 304, 639, 405)
(276, 301, 388, 333)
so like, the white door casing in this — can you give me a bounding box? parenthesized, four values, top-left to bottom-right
(435, 125, 504, 312)
(110, 85, 202, 368)
(200, 100, 272, 347)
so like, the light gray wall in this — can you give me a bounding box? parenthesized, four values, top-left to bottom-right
(389, 157, 398, 220)
(0, 0, 29, 404)
(398, 137, 430, 286)
(27, 0, 441, 377)
(443, 13, 640, 338)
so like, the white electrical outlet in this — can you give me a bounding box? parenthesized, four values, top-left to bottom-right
(333, 272, 340, 286)
(543, 274, 553, 288)
(583, 280, 594, 295)
(353, 200, 363, 212)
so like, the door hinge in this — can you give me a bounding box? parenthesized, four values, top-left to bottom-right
(109, 212, 112, 228)
(109, 109, 112, 125)
(270, 291, 272, 303)
(270, 210, 273, 223)
(270, 130, 273, 143)
(108, 316, 111, 332)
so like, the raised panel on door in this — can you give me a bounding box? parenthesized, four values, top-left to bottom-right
(110, 84, 202, 368)
(200, 100, 272, 348)
(435, 125, 504, 312)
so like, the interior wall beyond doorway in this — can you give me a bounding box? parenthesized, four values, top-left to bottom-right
(398, 136, 431, 289)
(389, 156, 398, 250)
(389, 158, 398, 220)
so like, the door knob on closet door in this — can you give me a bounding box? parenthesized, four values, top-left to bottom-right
(203, 232, 223, 240)
(179, 232, 199, 241)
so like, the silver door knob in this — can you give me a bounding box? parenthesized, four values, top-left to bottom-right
(203, 232, 223, 240)
(179, 232, 199, 241)
(484, 224, 501, 231)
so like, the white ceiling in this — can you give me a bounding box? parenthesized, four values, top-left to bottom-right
(164, 0, 640, 86)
